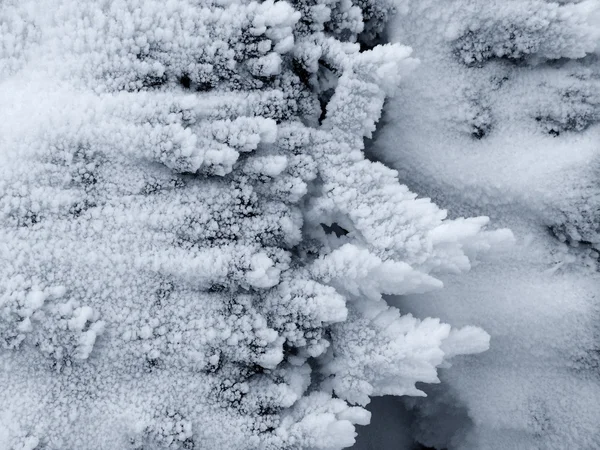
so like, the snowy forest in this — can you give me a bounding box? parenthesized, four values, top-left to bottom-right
(0, 0, 598, 449)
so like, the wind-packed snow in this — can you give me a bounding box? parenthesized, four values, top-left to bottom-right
(369, 0, 600, 448)
(0, 0, 515, 449)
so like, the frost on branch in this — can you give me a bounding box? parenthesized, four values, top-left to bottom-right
(0, 0, 509, 448)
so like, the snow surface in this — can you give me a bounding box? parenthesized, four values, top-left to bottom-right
(366, 0, 600, 448)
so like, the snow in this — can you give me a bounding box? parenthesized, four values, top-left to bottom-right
(0, 0, 510, 448)
(2, 0, 595, 448)
(368, 0, 600, 447)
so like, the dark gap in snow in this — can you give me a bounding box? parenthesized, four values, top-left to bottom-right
(318, 97, 329, 124)
(317, 60, 338, 125)
(207, 283, 227, 293)
(321, 222, 349, 237)
(144, 357, 161, 372)
(363, 99, 390, 163)
(352, 396, 413, 450)
(293, 59, 311, 88)
(357, 6, 394, 53)
(358, 39, 379, 53)
(471, 124, 489, 140)
(179, 74, 191, 89)
(352, 396, 452, 450)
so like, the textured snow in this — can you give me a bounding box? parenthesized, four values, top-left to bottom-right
(3, 0, 594, 447)
(0, 0, 514, 449)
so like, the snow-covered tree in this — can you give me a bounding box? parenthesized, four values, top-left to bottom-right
(0, 0, 512, 449)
